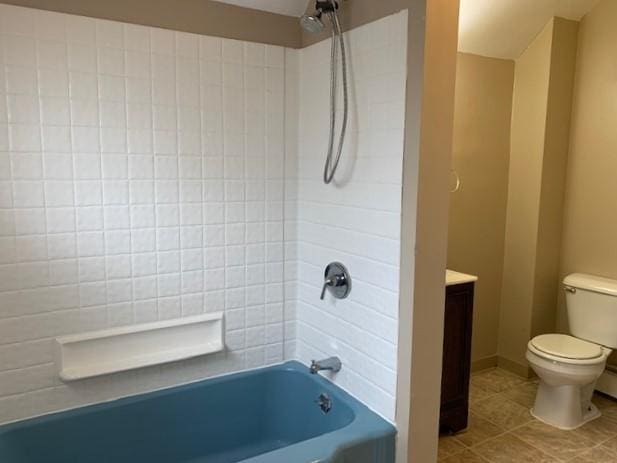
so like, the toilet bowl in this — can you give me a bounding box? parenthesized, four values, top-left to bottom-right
(527, 333, 610, 429)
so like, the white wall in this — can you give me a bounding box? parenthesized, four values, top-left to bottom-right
(290, 12, 408, 421)
(0, 4, 287, 424)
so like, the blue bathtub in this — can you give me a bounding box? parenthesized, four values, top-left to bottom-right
(0, 361, 395, 462)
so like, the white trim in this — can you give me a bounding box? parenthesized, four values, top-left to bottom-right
(596, 369, 617, 399)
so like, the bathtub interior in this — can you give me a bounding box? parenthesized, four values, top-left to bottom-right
(0, 364, 358, 463)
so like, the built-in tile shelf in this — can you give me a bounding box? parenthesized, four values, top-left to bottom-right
(446, 270, 478, 286)
(55, 313, 224, 381)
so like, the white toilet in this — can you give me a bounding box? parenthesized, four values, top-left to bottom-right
(526, 273, 617, 430)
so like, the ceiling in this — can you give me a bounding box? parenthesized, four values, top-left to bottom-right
(215, 0, 310, 17)
(458, 0, 601, 59)
(215, 0, 600, 59)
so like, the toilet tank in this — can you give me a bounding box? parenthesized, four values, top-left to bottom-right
(564, 273, 617, 349)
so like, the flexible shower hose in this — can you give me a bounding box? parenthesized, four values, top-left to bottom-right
(323, 8, 349, 185)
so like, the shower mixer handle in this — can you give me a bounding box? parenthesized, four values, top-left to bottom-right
(320, 262, 351, 300)
(320, 275, 340, 299)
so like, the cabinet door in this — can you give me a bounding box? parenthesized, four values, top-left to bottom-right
(440, 282, 474, 433)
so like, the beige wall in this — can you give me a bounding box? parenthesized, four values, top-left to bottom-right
(0, 0, 302, 47)
(448, 53, 514, 366)
(498, 18, 578, 373)
(531, 18, 579, 338)
(402, 0, 459, 460)
(559, 0, 617, 361)
(498, 20, 553, 370)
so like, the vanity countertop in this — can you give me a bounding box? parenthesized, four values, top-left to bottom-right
(446, 270, 478, 286)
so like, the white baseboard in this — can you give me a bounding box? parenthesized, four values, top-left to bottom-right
(596, 369, 617, 399)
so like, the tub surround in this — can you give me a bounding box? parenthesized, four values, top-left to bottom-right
(290, 12, 408, 421)
(0, 3, 287, 424)
(0, 3, 407, 426)
(446, 270, 478, 286)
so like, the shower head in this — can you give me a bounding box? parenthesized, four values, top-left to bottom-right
(300, 13, 325, 34)
(300, 1, 339, 34)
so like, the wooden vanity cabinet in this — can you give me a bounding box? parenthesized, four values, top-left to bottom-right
(439, 282, 475, 433)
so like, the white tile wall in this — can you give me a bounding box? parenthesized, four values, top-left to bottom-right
(0, 4, 287, 424)
(287, 12, 408, 421)
(0, 4, 408, 426)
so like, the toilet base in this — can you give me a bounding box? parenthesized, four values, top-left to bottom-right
(531, 381, 601, 430)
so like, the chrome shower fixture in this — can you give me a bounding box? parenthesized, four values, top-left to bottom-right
(299, 11, 325, 34)
(300, 1, 349, 185)
(300, 0, 337, 33)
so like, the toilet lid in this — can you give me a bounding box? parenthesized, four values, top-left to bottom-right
(531, 334, 603, 360)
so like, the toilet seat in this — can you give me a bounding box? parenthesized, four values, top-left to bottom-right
(528, 334, 608, 365)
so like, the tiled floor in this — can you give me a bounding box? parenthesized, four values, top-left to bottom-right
(439, 368, 617, 462)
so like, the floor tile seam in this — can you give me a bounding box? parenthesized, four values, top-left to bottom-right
(445, 447, 493, 463)
(470, 429, 561, 461)
(471, 395, 535, 431)
(451, 426, 510, 449)
(464, 447, 492, 463)
(451, 410, 516, 447)
(583, 441, 617, 457)
(511, 428, 595, 462)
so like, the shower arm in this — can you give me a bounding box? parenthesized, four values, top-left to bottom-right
(316, 0, 338, 13)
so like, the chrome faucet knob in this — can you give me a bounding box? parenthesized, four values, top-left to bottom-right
(320, 262, 351, 300)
